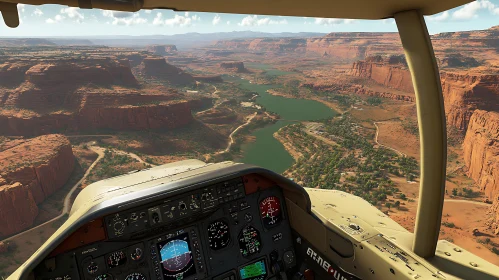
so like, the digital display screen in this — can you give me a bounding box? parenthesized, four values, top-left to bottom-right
(157, 232, 196, 279)
(239, 260, 267, 280)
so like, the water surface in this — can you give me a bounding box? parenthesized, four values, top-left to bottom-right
(224, 74, 337, 173)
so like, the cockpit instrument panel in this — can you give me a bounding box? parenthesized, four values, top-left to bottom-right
(33, 176, 296, 280)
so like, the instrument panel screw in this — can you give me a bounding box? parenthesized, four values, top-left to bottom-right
(453, 248, 462, 252)
(444, 252, 451, 256)
(296, 237, 302, 244)
(470, 262, 478, 267)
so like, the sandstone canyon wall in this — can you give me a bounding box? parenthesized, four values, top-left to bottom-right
(141, 57, 195, 85)
(463, 110, 499, 234)
(350, 57, 499, 131)
(350, 55, 413, 93)
(0, 134, 75, 238)
(0, 57, 199, 136)
(213, 33, 403, 60)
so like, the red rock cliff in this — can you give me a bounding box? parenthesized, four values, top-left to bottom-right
(463, 110, 499, 234)
(0, 134, 75, 238)
(78, 100, 194, 131)
(350, 56, 414, 93)
(350, 57, 499, 131)
(141, 57, 195, 85)
(441, 73, 499, 131)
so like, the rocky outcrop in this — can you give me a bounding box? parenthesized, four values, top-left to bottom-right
(0, 134, 75, 238)
(78, 100, 194, 131)
(0, 62, 34, 87)
(441, 72, 499, 130)
(25, 59, 138, 87)
(350, 55, 414, 93)
(463, 110, 499, 234)
(440, 53, 480, 68)
(146, 45, 178, 56)
(141, 57, 195, 85)
(350, 57, 499, 131)
(220, 62, 246, 72)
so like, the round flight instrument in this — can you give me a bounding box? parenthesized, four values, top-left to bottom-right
(124, 273, 146, 280)
(94, 274, 112, 280)
(208, 220, 231, 250)
(130, 247, 143, 261)
(259, 196, 282, 228)
(107, 251, 127, 268)
(160, 239, 192, 272)
(238, 225, 262, 257)
(86, 262, 98, 275)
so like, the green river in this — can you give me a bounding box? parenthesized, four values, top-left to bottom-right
(223, 74, 337, 174)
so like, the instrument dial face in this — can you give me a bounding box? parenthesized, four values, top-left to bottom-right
(130, 247, 143, 261)
(124, 273, 146, 280)
(238, 225, 262, 257)
(94, 274, 112, 280)
(87, 262, 98, 275)
(107, 251, 127, 268)
(259, 196, 282, 228)
(208, 220, 231, 250)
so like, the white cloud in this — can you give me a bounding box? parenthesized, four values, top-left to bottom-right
(153, 12, 200, 27)
(46, 14, 65, 24)
(144, 10, 152, 14)
(60, 7, 84, 23)
(452, 0, 499, 20)
(212, 14, 221, 25)
(103, 10, 147, 25)
(382, 18, 395, 24)
(227, 21, 231, 25)
(314, 18, 356, 25)
(238, 15, 288, 26)
(17, 4, 25, 13)
(32, 8, 43, 16)
(427, 11, 449, 22)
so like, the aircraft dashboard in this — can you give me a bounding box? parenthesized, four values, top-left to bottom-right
(33, 175, 296, 280)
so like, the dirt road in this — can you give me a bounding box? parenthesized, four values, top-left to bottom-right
(216, 112, 257, 154)
(373, 121, 407, 157)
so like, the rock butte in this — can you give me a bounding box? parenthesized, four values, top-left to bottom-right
(0, 134, 75, 238)
(146, 45, 178, 56)
(0, 56, 205, 136)
(463, 110, 499, 234)
(220, 61, 246, 73)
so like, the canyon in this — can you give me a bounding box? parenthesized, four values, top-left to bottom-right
(0, 50, 205, 136)
(0, 134, 75, 238)
(463, 110, 499, 234)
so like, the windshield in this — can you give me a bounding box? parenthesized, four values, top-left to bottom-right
(1, 2, 499, 277)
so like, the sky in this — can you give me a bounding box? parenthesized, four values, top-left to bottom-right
(1, 0, 499, 36)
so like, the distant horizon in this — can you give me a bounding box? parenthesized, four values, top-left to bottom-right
(1, 23, 498, 39)
(1, 1, 499, 36)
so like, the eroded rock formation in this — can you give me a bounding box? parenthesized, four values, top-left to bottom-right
(463, 110, 499, 234)
(350, 57, 499, 131)
(146, 45, 178, 56)
(0, 134, 75, 238)
(141, 57, 195, 85)
(220, 62, 246, 72)
(350, 55, 413, 93)
(441, 72, 499, 130)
